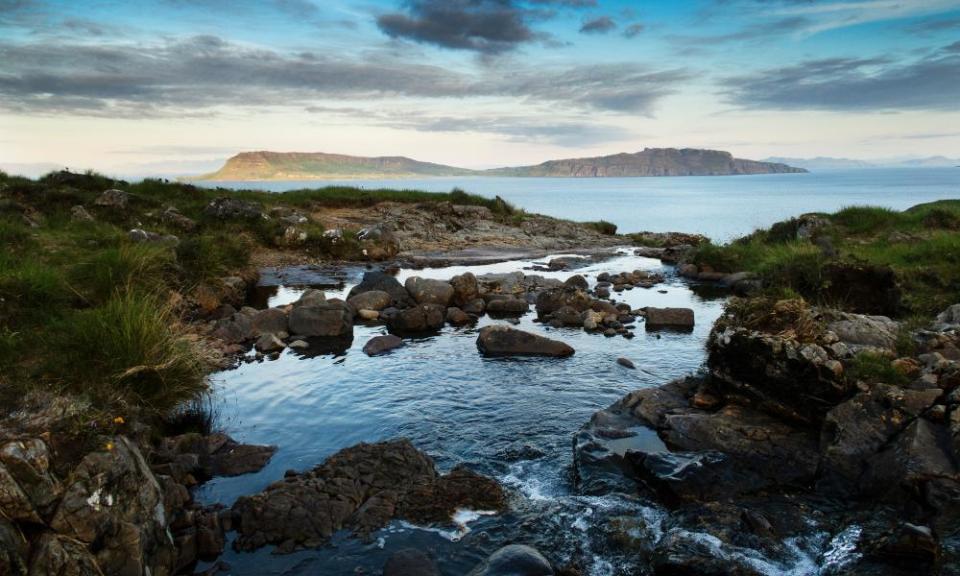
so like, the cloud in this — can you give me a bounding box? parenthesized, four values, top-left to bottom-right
(723, 44, 960, 111)
(375, 0, 595, 54)
(907, 17, 960, 34)
(622, 23, 644, 38)
(0, 35, 689, 117)
(579, 16, 616, 34)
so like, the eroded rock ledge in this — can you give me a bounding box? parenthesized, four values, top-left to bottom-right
(231, 439, 506, 553)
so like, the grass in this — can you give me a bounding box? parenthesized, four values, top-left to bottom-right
(846, 352, 909, 386)
(49, 291, 206, 410)
(688, 200, 960, 318)
(585, 220, 618, 235)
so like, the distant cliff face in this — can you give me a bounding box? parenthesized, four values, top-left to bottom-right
(197, 148, 806, 180)
(485, 148, 807, 177)
(202, 151, 474, 180)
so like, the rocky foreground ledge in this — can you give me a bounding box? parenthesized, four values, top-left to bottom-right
(575, 300, 960, 575)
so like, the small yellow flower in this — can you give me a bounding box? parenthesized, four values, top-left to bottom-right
(105, 441, 115, 451)
(113, 416, 125, 425)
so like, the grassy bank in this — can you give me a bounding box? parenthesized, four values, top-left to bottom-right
(0, 170, 520, 417)
(689, 201, 960, 318)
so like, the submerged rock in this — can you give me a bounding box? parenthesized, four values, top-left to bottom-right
(231, 439, 504, 552)
(363, 334, 404, 356)
(476, 326, 575, 358)
(468, 544, 554, 576)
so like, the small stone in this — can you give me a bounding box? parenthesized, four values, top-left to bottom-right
(363, 334, 404, 356)
(70, 205, 94, 222)
(254, 334, 285, 353)
(358, 309, 380, 321)
(617, 357, 636, 369)
(288, 340, 309, 349)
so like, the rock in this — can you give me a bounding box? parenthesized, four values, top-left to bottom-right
(348, 271, 415, 308)
(294, 288, 326, 307)
(255, 333, 285, 353)
(212, 313, 254, 344)
(27, 532, 103, 576)
(446, 307, 472, 327)
(155, 433, 276, 481)
(161, 206, 197, 231)
(477, 326, 574, 358)
(935, 304, 960, 331)
(826, 312, 899, 354)
(467, 544, 554, 576)
(535, 287, 592, 318)
(645, 307, 695, 330)
(128, 228, 178, 245)
(651, 529, 765, 576)
(94, 188, 128, 209)
(288, 300, 353, 338)
(49, 436, 176, 575)
(0, 519, 27, 576)
(70, 205, 94, 222)
(203, 197, 263, 220)
(564, 275, 589, 290)
(251, 307, 288, 337)
(357, 309, 380, 321)
(405, 277, 455, 306)
(871, 523, 940, 567)
(859, 418, 958, 501)
(450, 272, 480, 307)
(231, 439, 504, 552)
(347, 290, 392, 312)
(486, 298, 529, 315)
(288, 339, 309, 349)
(550, 306, 583, 327)
(363, 334, 404, 356)
(384, 549, 440, 576)
(387, 304, 446, 334)
(617, 357, 636, 369)
(678, 263, 698, 278)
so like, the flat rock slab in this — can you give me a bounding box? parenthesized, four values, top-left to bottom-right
(644, 307, 695, 330)
(476, 326, 574, 358)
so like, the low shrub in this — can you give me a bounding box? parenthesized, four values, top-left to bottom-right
(585, 220, 618, 235)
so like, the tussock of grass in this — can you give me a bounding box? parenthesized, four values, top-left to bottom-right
(72, 243, 175, 304)
(846, 352, 908, 386)
(50, 291, 206, 410)
(176, 233, 252, 284)
(585, 220, 618, 235)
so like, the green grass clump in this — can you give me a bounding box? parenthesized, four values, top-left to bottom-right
(176, 233, 252, 284)
(832, 206, 901, 235)
(585, 220, 618, 235)
(50, 292, 206, 410)
(72, 243, 176, 304)
(846, 352, 908, 386)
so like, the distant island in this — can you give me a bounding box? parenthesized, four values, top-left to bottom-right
(195, 148, 806, 181)
(764, 155, 960, 170)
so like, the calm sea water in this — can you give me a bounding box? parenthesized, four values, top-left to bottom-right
(200, 168, 959, 241)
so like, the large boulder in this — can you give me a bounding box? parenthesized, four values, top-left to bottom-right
(0, 439, 60, 520)
(486, 298, 529, 315)
(387, 304, 446, 334)
(449, 272, 480, 307)
(49, 436, 176, 575)
(94, 188, 128, 210)
(251, 307, 288, 337)
(476, 326, 574, 358)
(27, 532, 103, 576)
(231, 439, 504, 552)
(467, 544, 554, 576)
(405, 277, 455, 306)
(644, 308, 695, 330)
(288, 300, 353, 338)
(348, 271, 415, 308)
(347, 290, 392, 312)
(535, 287, 592, 318)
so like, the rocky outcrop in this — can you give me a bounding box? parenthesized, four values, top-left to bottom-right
(203, 197, 263, 220)
(476, 326, 574, 358)
(231, 439, 505, 553)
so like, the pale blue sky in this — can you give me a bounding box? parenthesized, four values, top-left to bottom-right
(1, 0, 959, 175)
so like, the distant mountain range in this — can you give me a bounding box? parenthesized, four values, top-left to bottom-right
(764, 156, 960, 170)
(197, 148, 807, 181)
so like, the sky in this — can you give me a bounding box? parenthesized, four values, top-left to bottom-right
(1, 0, 959, 176)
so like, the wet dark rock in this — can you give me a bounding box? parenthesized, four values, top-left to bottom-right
(363, 334, 404, 356)
(0, 518, 27, 575)
(254, 333, 285, 353)
(387, 304, 446, 334)
(617, 357, 636, 369)
(651, 528, 765, 576)
(869, 522, 940, 568)
(231, 439, 504, 552)
(405, 277, 455, 306)
(288, 300, 353, 338)
(384, 549, 440, 576)
(28, 532, 103, 576)
(486, 298, 529, 315)
(348, 271, 415, 308)
(564, 274, 589, 291)
(155, 432, 276, 482)
(535, 287, 592, 318)
(203, 197, 263, 220)
(347, 290, 392, 312)
(446, 307, 473, 327)
(477, 326, 575, 358)
(644, 307, 695, 330)
(468, 544, 554, 576)
(450, 272, 480, 307)
(859, 418, 958, 502)
(550, 306, 584, 327)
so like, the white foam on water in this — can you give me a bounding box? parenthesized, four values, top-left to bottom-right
(818, 525, 862, 574)
(398, 508, 499, 543)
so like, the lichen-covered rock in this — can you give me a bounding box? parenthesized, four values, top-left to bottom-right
(49, 436, 176, 576)
(231, 439, 504, 552)
(203, 197, 262, 220)
(0, 438, 60, 520)
(94, 188, 128, 210)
